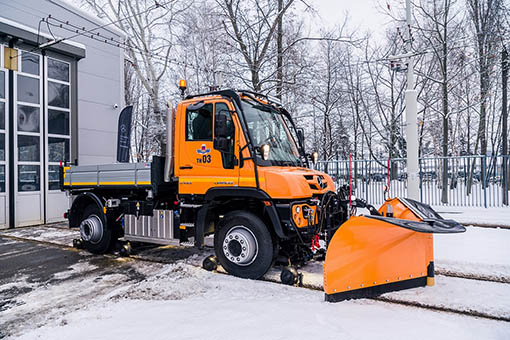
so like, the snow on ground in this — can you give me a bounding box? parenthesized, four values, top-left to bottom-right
(52, 261, 100, 280)
(2, 224, 79, 247)
(381, 275, 510, 319)
(433, 206, 510, 227)
(1, 256, 166, 337)
(9, 263, 510, 340)
(2, 217, 510, 339)
(435, 226, 510, 281)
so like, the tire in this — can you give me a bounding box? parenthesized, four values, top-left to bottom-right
(214, 211, 274, 279)
(79, 204, 114, 254)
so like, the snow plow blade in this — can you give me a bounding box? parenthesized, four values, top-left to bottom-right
(323, 197, 465, 302)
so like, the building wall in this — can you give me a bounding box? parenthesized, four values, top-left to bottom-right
(0, 0, 124, 227)
(0, 0, 124, 165)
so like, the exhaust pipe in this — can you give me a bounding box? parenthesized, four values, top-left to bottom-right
(164, 101, 174, 182)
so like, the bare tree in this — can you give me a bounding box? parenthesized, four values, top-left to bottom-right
(82, 0, 187, 155)
(217, 0, 295, 91)
(466, 0, 505, 156)
(176, 0, 231, 93)
(413, 0, 465, 202)
(308, 29, 348, 163)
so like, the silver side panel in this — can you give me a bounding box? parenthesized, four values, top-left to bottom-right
(64, 162, 151, 187)
(123, 209, 180, 246)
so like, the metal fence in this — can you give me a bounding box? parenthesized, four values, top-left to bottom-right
(316, 155, 510, 208)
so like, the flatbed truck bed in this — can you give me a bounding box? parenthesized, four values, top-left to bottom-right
(62, 162, 153, 189)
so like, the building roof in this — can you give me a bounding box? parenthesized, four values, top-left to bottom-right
(0, 16, 86, 50)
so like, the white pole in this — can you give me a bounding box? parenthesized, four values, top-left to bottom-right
(405, 0, 420, 200)
(163, 101, 174, 182)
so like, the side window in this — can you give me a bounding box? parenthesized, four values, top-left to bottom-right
(215, 102, 235, 169)
(186, 103, 213, 141)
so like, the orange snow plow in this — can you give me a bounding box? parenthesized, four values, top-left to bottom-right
(323, 197, 465, 302)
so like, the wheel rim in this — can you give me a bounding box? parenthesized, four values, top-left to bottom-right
(80, 214, 103, 244)
(222, 225, 258, 266)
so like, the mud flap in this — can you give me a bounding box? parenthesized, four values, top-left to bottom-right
(323, 197, 465, 302)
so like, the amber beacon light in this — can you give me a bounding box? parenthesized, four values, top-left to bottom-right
(178, 79, 187, 97)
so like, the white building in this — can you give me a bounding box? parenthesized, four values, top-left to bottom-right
(0, 0, 124, 227)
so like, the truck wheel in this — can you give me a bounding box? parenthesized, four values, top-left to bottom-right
(79, 205, 113, 254)
(214, 211, 274, 279)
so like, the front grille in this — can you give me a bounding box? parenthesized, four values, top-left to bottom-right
(304, 174, 327, 191)
(309, 183, 319, 190)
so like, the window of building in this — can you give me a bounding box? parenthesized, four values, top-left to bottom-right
(17, 105, 40, 132)
(17, 75, 39, 104)
(21, 51, 39, 76)
(16, 50, 41, 193)
(18, 165, 40, 192)
(47, 58, 69, 82)
(46, 57, 71, 191)
(0, 71, 4, 98)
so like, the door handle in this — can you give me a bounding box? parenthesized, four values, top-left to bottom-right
(180, 165, 193, 170)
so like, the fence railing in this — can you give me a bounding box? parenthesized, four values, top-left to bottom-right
(316, 155, 510, 208)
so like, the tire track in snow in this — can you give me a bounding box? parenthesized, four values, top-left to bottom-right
(435, 268, 510, 284)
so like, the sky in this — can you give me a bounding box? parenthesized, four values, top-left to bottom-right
(306, 0, 399, 38)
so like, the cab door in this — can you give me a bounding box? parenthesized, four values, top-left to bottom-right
(177, 100, 239, 195)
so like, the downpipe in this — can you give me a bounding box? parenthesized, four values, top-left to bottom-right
(164, 101, 174, 182)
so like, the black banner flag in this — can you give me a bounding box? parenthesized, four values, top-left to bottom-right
(116, 106, 133, 163)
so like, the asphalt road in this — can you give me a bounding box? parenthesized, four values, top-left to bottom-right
(0, 237, 83, 285)
(0, 236, 157, 338)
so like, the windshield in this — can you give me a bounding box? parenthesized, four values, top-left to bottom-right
(241, 99, 301, 166)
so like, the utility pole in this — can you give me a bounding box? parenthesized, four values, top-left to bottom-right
(502, 47, 508, 205)
(313, 104, 317, 150)
(405, 0, 420, 200)
(276, 0, 283, 101)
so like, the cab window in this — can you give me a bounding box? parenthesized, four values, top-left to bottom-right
(215, 102, 235, 169)
(186, 103, 213, 141)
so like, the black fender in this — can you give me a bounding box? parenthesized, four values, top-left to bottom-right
(69, 192, 104, 228)
(194, 187, 287, 247)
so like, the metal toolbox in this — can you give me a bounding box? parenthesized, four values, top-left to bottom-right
(123, 209, 179, 245)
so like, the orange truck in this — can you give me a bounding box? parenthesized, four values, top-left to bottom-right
(61, 85, 465, 301)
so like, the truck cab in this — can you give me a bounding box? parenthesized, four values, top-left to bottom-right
(175, 91, 334, 198)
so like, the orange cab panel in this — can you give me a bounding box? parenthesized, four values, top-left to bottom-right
(175, 98, 240, 195)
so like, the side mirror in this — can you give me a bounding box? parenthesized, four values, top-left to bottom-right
(214, 137, 229, 152)
(297, 128, 305, 147)
(214, 110, 230, 153)
(215, 110, 228, 138)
